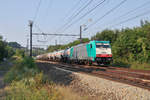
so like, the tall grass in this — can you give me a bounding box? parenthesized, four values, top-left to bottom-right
(112, 59, 150, 70)
(5, 73, 62, 100)
(4, 56, 39, 83)
(130, 62, 150, 70)
(3, 56, 94, 100)
(4, 73, 93, 100)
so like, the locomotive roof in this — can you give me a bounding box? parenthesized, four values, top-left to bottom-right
(94, 41, 110, 44)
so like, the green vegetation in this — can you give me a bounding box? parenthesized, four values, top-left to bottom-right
(94, 20, 150, 69)
(8, 42, 22, 49)
(15, 49, 25, 58)
(0, 37, 89, 100)
(47, 20, 150, 70)
(1, 20, 150, 100)
(4, 56, 39, 83)
(4, 72, 92, 100)
(0, 36, 15, 62)
(0, 35, 29, 63)
(3, 56, 58, 100)
(3, 57, 91, 100)
(5, 73, 62, 100)
(32, 47, 45, 56)
(130, 63, 150, 70)
(0, 58, 15, 71)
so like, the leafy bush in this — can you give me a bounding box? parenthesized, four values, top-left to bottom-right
(130, 62, 150, 70)
(0, 36, 15, 62)
(5, 73, 62, 100)
(92, 20, 150, 69)
(0, 37, 7, 61)
(112, 28, 150, 64)
(15, 49, 25, 58)
(4, 73, 93, 100)
(4, 56, 39, 83)
(5, 46, 15, 59)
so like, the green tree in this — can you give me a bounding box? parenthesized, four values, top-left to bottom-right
(8, 42, 22, 49)
(91, 29, 118, 44)
(15, 49, 25, 58)
(0, 36, 7, 61)
(5, 45, 15, 58)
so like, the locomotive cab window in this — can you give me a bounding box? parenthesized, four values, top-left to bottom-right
(96, 45, 110, 48)
(90, 44, 92, 48)
(96, 43, 110, 48)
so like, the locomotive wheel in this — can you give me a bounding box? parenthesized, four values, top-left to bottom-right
(84, 61, 88, 65)
(82, 61, 86, 65)
(69, 60, 72, 64)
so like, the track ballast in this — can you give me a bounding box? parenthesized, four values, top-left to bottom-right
(36, 60, 150, 91)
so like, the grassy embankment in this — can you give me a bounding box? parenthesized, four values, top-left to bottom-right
(111, 60, 150, 70)
(1, 56, 92, 100)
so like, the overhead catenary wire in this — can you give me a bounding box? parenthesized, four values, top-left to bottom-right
(63, 0, 83, 21)
(34, 23, 49, 43)
(32, 0, 49, 45)
(34, 23, 44, 33)
(99, 0, 150, 28)
(31, 0, 43, 35)
(61, 0, 107, 33)
(55, 0, 94, 33)
(31, 0, 56, 47)
(65, 0, 90, 23)
(45, 0, 53, 16)
(42, 0, 53, 24)
(87, 0, 128, 29)
(109, 10, 150, 28)
(52, 0, 106, 44)
(51, 0, 93, 44)
(49, 0, 83, 42)
(42, 0, 56, 45)
(113, 0, 150, 21)
(33, 0, 42, 22)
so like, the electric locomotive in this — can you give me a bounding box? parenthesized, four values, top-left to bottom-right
(69, 40, 112, 65)
(36, 40, 113, 65)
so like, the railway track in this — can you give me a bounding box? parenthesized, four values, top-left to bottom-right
(36, 60, 150, 91)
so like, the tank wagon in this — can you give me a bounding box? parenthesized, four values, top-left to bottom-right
(61, 48, 71, 63)
(36, 53, 49, 61)
(36, 40, 113, 65)
(55, 50, 64, 61)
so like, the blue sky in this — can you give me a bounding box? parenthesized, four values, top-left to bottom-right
(0, 0, 150, 48)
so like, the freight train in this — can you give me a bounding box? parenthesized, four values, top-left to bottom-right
(36, 40, 113, 65)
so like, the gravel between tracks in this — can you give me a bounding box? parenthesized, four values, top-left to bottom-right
(37, 62, 150, 100)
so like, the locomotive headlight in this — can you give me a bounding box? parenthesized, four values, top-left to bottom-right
(108, 54, 111, 56)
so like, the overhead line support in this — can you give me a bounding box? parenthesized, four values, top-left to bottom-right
(32, 33, 79, 36)
(29, 20, 33, 57)
(80, 25, 82, 43)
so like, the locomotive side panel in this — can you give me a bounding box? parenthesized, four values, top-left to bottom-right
(72, 43, 88, 60)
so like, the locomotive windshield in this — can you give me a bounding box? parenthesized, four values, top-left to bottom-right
(96, 45, 110, 48)
(96, 43, 110, 48)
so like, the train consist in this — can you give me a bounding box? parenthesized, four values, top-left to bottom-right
(36, 40, 113, 65)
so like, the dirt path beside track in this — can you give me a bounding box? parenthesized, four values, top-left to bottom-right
(0, 61, 13, 99)
(0, 71, 6, 89)
(0, 71, 6, 99)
